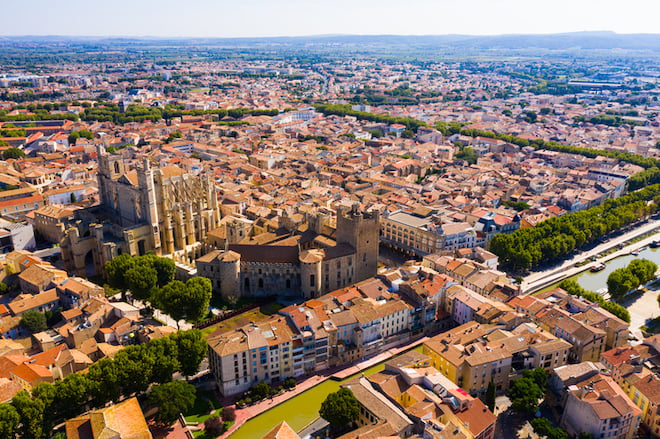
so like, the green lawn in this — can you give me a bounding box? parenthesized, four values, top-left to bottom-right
(184, 389, 221, 424)
(202, 302, 283, 339)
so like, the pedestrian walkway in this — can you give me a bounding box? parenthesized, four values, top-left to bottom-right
(523, 221, 660, 294)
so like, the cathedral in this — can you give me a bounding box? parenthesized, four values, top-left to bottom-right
(60, 146, 221, 277)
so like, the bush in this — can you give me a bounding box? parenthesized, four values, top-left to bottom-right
(206, 399, 215, 413)
(284, 377, 297, 389)
(222, 406, 236, 422)
(204, 415, 224, 436)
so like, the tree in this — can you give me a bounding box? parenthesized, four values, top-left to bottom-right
(522, 367, 548, 392)
(531, 417, 568, 439)
(19, 310, 47, 334)
(147, 336, 180, 383)
(86, 357, 121, 405)
(0, 403, 19, 439)
(114, 346, 154, 396)
(70, 192, 77, 203)
(485, 381, 496, 412)
(182, 277, 212, 323)
(52, 373, 91, 420)
(147, 255, 176, 287)
(628, 258, 657, 285)
(125, 264, 158, 301)
(204, 415, 225, 436)
(455, 146, 477, 165)
(2, 147, 25, 160)
(152, 277, 210, 327)
(319, 388, 360, 430)
(608, 268, 639, 299)
(401, 129, 414, 139)
(149, 380, 196, 426)
(174, 329, 208, 377)
(12, 391, 46, 439)
(105, 253, 136, 292)
(152, 281, 187, 325)
(506, 377, 543, 414)
(249, 382, 272, 401)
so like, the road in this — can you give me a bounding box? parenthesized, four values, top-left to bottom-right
(298, 417, 329, 439)
(523, 219, 660, 294)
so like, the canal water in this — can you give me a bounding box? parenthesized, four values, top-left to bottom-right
(229, 345, 424, 439)
(573, 246, 660, 292)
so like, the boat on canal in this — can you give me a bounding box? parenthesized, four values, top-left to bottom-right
(590, 263, 606, 272)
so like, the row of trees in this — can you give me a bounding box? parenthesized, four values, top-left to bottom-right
(558, 280, 630, 322)
(79, 103, 278, 125)
(0, 329, 206, 438)
(489, 184, 660, 271)
(457, 127, 660, 170)
(607, 258, 658, 299)
(235, 378, 296, 407)
(104, 253, 212, 326)
(314, 104, 427, 132)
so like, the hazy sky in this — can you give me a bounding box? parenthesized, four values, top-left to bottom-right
(3, 0, 659, 37)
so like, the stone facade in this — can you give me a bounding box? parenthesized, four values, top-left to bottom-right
(196, 204, 379, 300)
(60, 147, 220, 277)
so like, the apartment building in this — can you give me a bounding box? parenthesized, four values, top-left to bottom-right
(207, 316, 294, 396)
(380, 209, 444, 257)
(561, 374, 641, 439)
(600, 341, 660, 436)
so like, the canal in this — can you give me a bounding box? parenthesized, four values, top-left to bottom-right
(573, 246, 660, 292)
(229, 345, 424, 439)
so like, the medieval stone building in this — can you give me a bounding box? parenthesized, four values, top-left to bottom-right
(195, 204, 379, 300)
(60, 147, 220, 277)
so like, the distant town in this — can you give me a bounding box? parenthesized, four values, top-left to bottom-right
(0, 34, 658, 439)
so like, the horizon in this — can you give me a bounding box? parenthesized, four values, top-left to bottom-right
(3, 0, 659, 38)
(2, 30, 660, 40)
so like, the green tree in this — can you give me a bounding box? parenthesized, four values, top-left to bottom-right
(531, 417, 568, 439)
(607, 268, 639, 299)
(114, 346, 154, 396)
(183, 277, 212, 322)
(86, 357, 120, 405)
(0, 403, 20, 439)
(628, 258, 657, 285)
(174, 329, 207, 377)
(249, 382, 272, 400)
(319, 388, 360, 431)
(145, 255, 176, 287)
(70, 192, 77, 203)
(522, 367, 548, 392)
(485, 381, 496, 412)
(153, 280, 187, 325)
(105, 253, 136, 292)
(506, 377, 543, 414)
(148, 380, 196, 426)
(2, 147, 25, 160)
(401, 129, 414, 139)
(12, 391, 46, 439)
(455, 146, 478, 165)
(52, 373, 92, 420)
(125, 264, 158, 301)
(19, 310, 47, 334)
(147, 336, 180, 383)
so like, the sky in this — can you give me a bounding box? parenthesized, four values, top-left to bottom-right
(2, 0, 659, 38)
